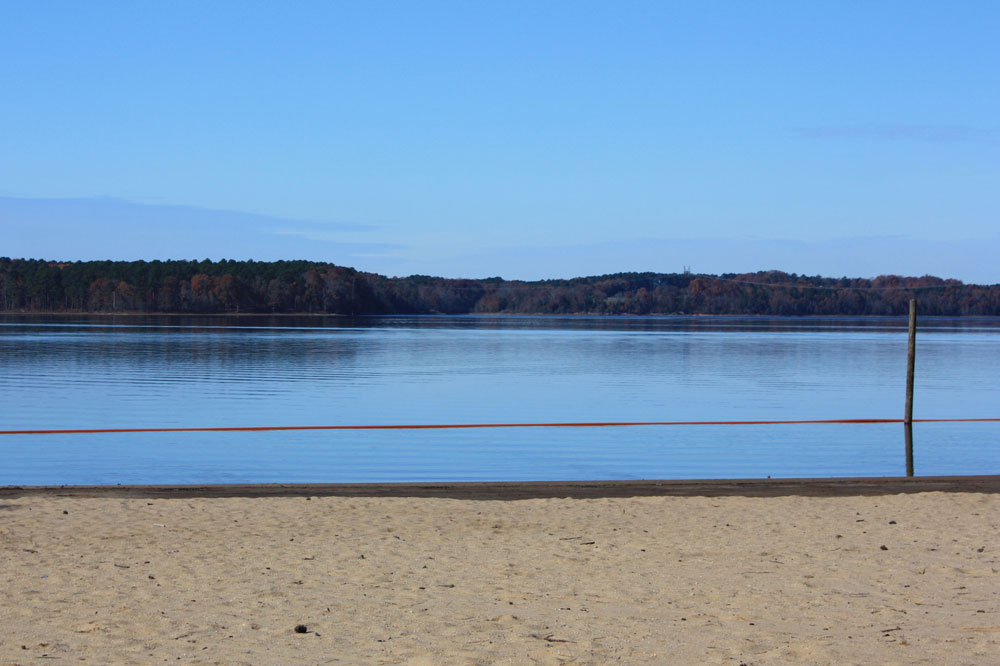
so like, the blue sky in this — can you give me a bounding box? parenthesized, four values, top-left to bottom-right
(2, 1, 998, 283)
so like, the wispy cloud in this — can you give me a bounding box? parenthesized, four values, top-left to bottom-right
(0, 195, 380, 232)
(2, 195, 390, 263)
(792, 124, 996, 143)
(270, 229, 406, 255)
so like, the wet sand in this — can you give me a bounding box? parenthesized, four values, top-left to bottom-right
(1, 480, 998, 665)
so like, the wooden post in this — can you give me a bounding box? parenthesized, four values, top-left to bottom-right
(904, 299, 917, 425)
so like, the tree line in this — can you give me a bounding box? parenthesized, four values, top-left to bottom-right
(2, 257, 998, 316)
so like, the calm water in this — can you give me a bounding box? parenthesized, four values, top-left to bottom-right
(1, 314, 998, 485)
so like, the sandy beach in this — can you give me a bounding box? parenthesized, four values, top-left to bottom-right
(2, 484, 998, 665)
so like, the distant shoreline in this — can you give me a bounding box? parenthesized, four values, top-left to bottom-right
(5, 310, 1000, 320)
(5, 259, 998, 316)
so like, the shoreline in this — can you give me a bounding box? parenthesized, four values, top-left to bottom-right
(4, 474, 1000, 500)
(6, 310, 1000, 320)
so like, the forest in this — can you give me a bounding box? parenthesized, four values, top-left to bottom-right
(1, 257, 999, 316)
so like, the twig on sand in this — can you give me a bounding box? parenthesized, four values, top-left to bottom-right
(531, 633, 574, 643)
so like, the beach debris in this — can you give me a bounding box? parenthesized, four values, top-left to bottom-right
(23, 548, 38, 554)
(530, 633, 572, 643)
(889, 520, 897, 524)
(294, 624, 308, 633)
(880, 545, 889, 551)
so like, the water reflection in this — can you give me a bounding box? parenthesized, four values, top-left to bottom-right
(1, 314, 997, 484)
(5, 312, 1000, 334)
(905, 424, 915, 477)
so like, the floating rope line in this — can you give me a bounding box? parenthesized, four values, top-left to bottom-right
(1, 417, 998, 436)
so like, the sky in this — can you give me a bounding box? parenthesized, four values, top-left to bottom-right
(1, 1, 998, 283)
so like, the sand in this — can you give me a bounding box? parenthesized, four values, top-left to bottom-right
(1, 489, 998, 665)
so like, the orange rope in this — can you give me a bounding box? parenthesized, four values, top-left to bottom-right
(1, 418, 997, 436)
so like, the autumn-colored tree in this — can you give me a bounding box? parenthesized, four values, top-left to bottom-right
(1, 258, 998, 316)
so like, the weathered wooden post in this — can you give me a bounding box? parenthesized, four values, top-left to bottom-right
(903, 299, 917, 476)
(904, 299, 917, 425)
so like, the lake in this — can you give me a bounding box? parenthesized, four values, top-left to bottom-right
(1, 314, 998, 485)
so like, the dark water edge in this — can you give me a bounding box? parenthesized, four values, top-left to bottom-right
(6, 475, 1000, 499)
